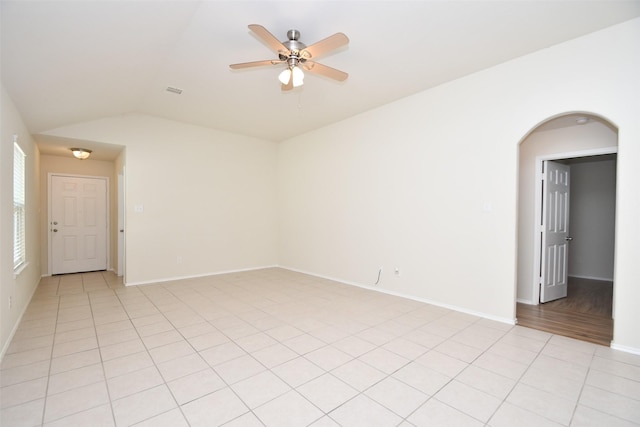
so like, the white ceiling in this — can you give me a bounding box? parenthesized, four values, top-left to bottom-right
(2, 1, 639, 158)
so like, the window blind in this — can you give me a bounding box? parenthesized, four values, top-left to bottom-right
(14, 139, 26, 270)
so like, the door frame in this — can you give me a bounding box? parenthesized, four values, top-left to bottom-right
(48, 173, 110, 275)
(531, 146, 617, 305)
(117, 170, 125, 277)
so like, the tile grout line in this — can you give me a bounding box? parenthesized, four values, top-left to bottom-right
(91, 272, 121, 427)
(4, 269, 638, 426)
(111, 274, 186, 426)
(39, 274, 61, 427)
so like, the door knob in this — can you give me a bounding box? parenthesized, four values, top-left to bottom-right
(53, 229, 58, 232)
(565, 236, 573, 241)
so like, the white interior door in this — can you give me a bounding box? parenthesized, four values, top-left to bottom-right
(540, 160, 571, 303)
(51, 175, 108, 274)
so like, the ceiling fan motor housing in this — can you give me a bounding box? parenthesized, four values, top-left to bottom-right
(280, 29, 307, 63)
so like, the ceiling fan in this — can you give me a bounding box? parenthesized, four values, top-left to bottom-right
(230, 24, 349, 91)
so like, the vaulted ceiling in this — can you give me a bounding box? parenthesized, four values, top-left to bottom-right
(2, 1, 639, 154)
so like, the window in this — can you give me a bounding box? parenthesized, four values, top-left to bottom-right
(14, 138, 26, 270)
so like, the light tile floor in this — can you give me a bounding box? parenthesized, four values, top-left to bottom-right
(1, 268, 639, 426)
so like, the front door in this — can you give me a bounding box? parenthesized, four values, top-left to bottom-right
(51, 175, 108, 274)
(540, 161, 571, 303)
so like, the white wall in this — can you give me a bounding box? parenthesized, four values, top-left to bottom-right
(39, 155, 118, 276)
(279, 19, 640, 350)
(43, 114, 279, 285)
(0, 86, 41, 358)
(5, 18, 640, 354)
(568, 158, 616, 281)
(517, 123, 617, 302)
(278, 96, 519, 323)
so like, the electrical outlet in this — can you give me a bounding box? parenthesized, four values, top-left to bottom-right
(394, 267, 401, 277)
(177, 256, 183, 264)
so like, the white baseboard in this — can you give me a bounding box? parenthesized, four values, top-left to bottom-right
(517, 298, 534, 305)
(10, 266, 640, 359)
(279, 265, 516, 326)
(610, 342, 640, 355)
(124, 265, 279, 286)
(0, 277, 41, 364)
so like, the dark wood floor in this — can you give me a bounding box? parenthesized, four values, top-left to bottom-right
(516, 277, 613, 346)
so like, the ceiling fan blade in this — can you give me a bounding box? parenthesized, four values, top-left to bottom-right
(230, 59, 283, 69)
(248, 24, 290, 55)
(281, 78, 294, 91)
(302, 61, 348, 81)
(301, 33, 349, 59)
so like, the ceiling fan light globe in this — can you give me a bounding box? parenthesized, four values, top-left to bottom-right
(292, 66, 304, 87)
(278, 68, 291, 85)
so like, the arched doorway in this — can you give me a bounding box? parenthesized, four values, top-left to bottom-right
(516, 112, 618, 346)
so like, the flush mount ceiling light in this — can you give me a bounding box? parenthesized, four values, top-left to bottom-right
(70, 148, 92, 160)
(230, 25, 349, 91)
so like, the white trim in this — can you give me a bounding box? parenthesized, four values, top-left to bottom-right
(531, 146, 618, 305)
(280, 266, 516, 326)
(124, 265, 279, 286)
(13, 138, 27, 270)
(47, 173, 110, 275)
(125, 264, 516, 325)
(535, 146, 618, 161)
(0, 276, 40, 363)
(10, 266, 638, 361)
(117, 171, 125, 278)
(610, 343, 640, 356)
(13, 262, 29, 279)
(516, 297, 534, 305)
